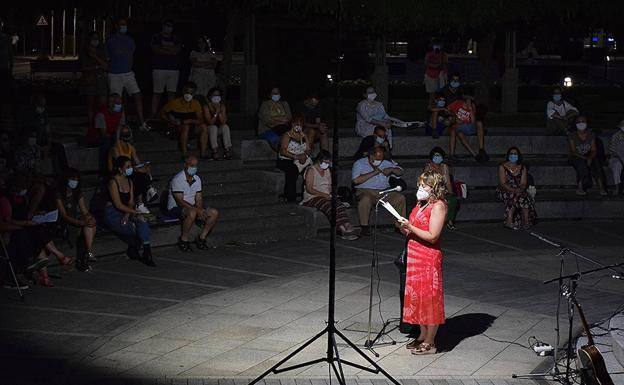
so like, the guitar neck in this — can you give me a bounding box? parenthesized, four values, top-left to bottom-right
(572, 297, 594, 346)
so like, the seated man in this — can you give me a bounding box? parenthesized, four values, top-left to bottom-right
(297, 92, 329, 152)
(354, 126, 392, 160)
(351, 146, 405, 236)
(166, 155, 219, 252)
(440, 72, 464, 104)
(160, 82, 209, 159)
(447, 95, 488, 163)
(546, 87, 579, 135)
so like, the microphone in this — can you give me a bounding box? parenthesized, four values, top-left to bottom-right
(378, 185, 403, 195)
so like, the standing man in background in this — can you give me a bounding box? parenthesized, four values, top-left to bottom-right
(150, 20, 182, 119)
(424, 39, 448, 107)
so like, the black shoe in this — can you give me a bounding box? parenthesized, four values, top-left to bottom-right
(3, 275, 30, 290)
(476, 149, 489, 163)
(126, 245, 140, 260)
(196, 236, 211, 250)
(141, 244, 156, 267)
(360, 226, 371, 236)
(178, 237, 192, 252)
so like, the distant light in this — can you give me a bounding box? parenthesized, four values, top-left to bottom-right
(592, 37, 599, 42)
(606, 56, 611, 62)
(468, 49, 473, 54)
(563, 76, 573, 87)
(608, 37, 615, 42)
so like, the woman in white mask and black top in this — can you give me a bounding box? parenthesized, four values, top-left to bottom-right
(277, 116, 311, 203)
(568, 116, 607, 196)
(203, 87, 232, 160)
(301, 150, 359, 240)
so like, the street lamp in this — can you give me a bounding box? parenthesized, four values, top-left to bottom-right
(563, 76, 573, 87)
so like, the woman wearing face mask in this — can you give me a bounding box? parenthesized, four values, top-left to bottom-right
(568, 116, 607, 196)
(203, 87, 232, 160)
(301, 150, 359, 240)
(355, 87, 395, 147)
(105, 156, 155, 267)
(424, 147, 458, 230)
(54, 169, 97, 272)
(496, 147, 537, 230)
(258, 87, 293, 149)
(79, 31, 108, 123)
(188, 36, 217, 99)
(277, 116, 311, 203)
(426, 94, 452, 139)
(398, 171, 448, 355)
(108, 125, 155, 214)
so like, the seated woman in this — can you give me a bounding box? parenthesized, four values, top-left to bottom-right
(277, 116, 311, 203)
(105, 156, 155, 267)
(423, 147, 458, 230)
(301, 150, 358, 240)
(108, 125, 157, 214)
(203, 87, 232, 160)
(258, 87, 293, 150)
(54, 169, 97, 272)
(568, 116, 607, 196)
(426, 94, 453, 139)
(496, 147, 537, 230)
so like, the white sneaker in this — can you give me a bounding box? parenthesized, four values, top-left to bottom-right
(136, 203, 151, 214)
(146, 187, 159, 202)
(139, 122, 152, 132)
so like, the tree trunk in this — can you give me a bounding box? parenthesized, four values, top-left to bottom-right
(475, 29, 496, 108)
(371, 36, 389, 109)
(219, 6, 240, 96)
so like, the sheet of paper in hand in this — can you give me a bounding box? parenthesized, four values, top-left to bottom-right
(32, 210, 59, 224)
(380, 200, 406, 222)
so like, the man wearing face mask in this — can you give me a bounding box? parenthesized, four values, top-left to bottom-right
(296, 92, 330, 152)
(150, 20, 182, 118)
(356, 87, 397, 148)
(106, 17, 150, 132)
(568, 116, 607, 196)
(424, 39, 448, 106)
(608, 120, 624, 196)
(546, 87, 579, 135)
(160, 82, 208, 159)
(258, 87, 293, 149)
(440, 72, 464, 104)
(352, 146, 405, 236)
(79, 31, 108, 123)
(167, 155, 219, 252)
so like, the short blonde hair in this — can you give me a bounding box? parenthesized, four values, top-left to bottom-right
(418, 170, 448, 201)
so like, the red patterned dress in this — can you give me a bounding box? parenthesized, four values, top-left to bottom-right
(402, 201, 446, 325)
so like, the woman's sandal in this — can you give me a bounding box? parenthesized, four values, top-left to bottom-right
(406, 339, 424, 350)
(411, 342, 437, 355)
(37, 274, 54, 288)
(58, 255, 74, 267)
(503, 222, 517, 230)
(178, 237, 192, 252)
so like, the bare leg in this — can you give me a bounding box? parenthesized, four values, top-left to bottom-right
(417, 325, 426, 341)
(506, 207, 516, 227)
(133, 92, 145, 124)
(179, 124, 190, 156)
(27, 182, 46, 219)
(200, 208, 219, 239)
(199, 125, 209, 157)
(476, 121, 485, 150)
(319, 131, 329, 152)
(151, 92, 162, 117)
(181, 208, 197, 242)
(424, 324, 439, 345)
(457, 132, 477, 157)
(83, 226, 96, 252)
(449, 128, 457, 156)
(46, 241, 65, 261)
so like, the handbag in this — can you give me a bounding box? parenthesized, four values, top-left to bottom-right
(394, 240, 408, 272)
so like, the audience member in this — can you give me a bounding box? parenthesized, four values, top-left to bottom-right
(447, 95, 488, 163)
(258, 87, 293, 149)
(423, 147, 458, 230)
(440, 72, 464, 104)
(297, 93, 329, 152)
(79, 31, 108, 123)
(105, 156, 155, 266)
(13, 132, 48, 219)
(85, 93, 126, 175)
(106, 17, 149, 131)
(108, 125, 157, 213)
(160, 82, 208, 159)
(150, 20, 182, 118)
(546, 87, 579, 135)
(301, 150, 358, 240)
(351, 146, 405, 236)
(203, 87, 232, 160)
(54, 169, 97, 272)
(568, 116, 607, 196)
(424, 39, 448, 106)
(496, 147, 537, 230)
(426, 93, 452, 139)
(608, 120, 624, 196)
(188, 36, 217, 99)
(166, 155, 219, 252)
(277, 117, 311, 203)
(353, 126, 390, 160)
(355, 87, 396, 148)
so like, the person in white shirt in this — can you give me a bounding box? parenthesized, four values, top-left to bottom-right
(608, 120, 624, 196)
(166, 155, 219, 252)
(546, 87, 579, 135)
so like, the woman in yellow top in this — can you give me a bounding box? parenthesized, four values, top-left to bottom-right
(108, 125, 157, 214)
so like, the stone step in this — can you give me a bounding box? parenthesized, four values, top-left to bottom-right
(610, 312, 624, 369)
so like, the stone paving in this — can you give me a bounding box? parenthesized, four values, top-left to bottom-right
(1, 220, 624, 385)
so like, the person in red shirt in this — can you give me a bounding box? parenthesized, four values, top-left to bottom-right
(423, 40, 448, 106)
(447, 96, 488, 163)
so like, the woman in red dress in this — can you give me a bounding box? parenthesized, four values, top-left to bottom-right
(399, 170, 448, 355)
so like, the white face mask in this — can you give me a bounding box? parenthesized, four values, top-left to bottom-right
(211, 95, 221, 104)
(119, 25, 128, 34)
(367, 93, 377, 101)
(416, 186, 430, 201)
(372, 159, 382, 167)
(271, 94, 281, 102)
(67, 180, 79, 189)
(183, 93, 193, 102)
(375, 136, 385, 144)
(319, 162, 330, 170)
(576, 122, 587, 131)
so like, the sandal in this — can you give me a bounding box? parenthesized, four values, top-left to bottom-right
(196, 236, 210, 250)
(503, 222, 517, 230)
(411, 342, 437, 355)
(406, 339, 424, 350)
(178, 237, 192, 252)
(446, 222, 456, 230)
(223, 149, 232, 160)
(59, 255, 74, 266)
(212, 151, 220, 161)
(37, 274, 54, 288)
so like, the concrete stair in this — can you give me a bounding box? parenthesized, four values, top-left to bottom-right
(610, 312, 624, 369)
